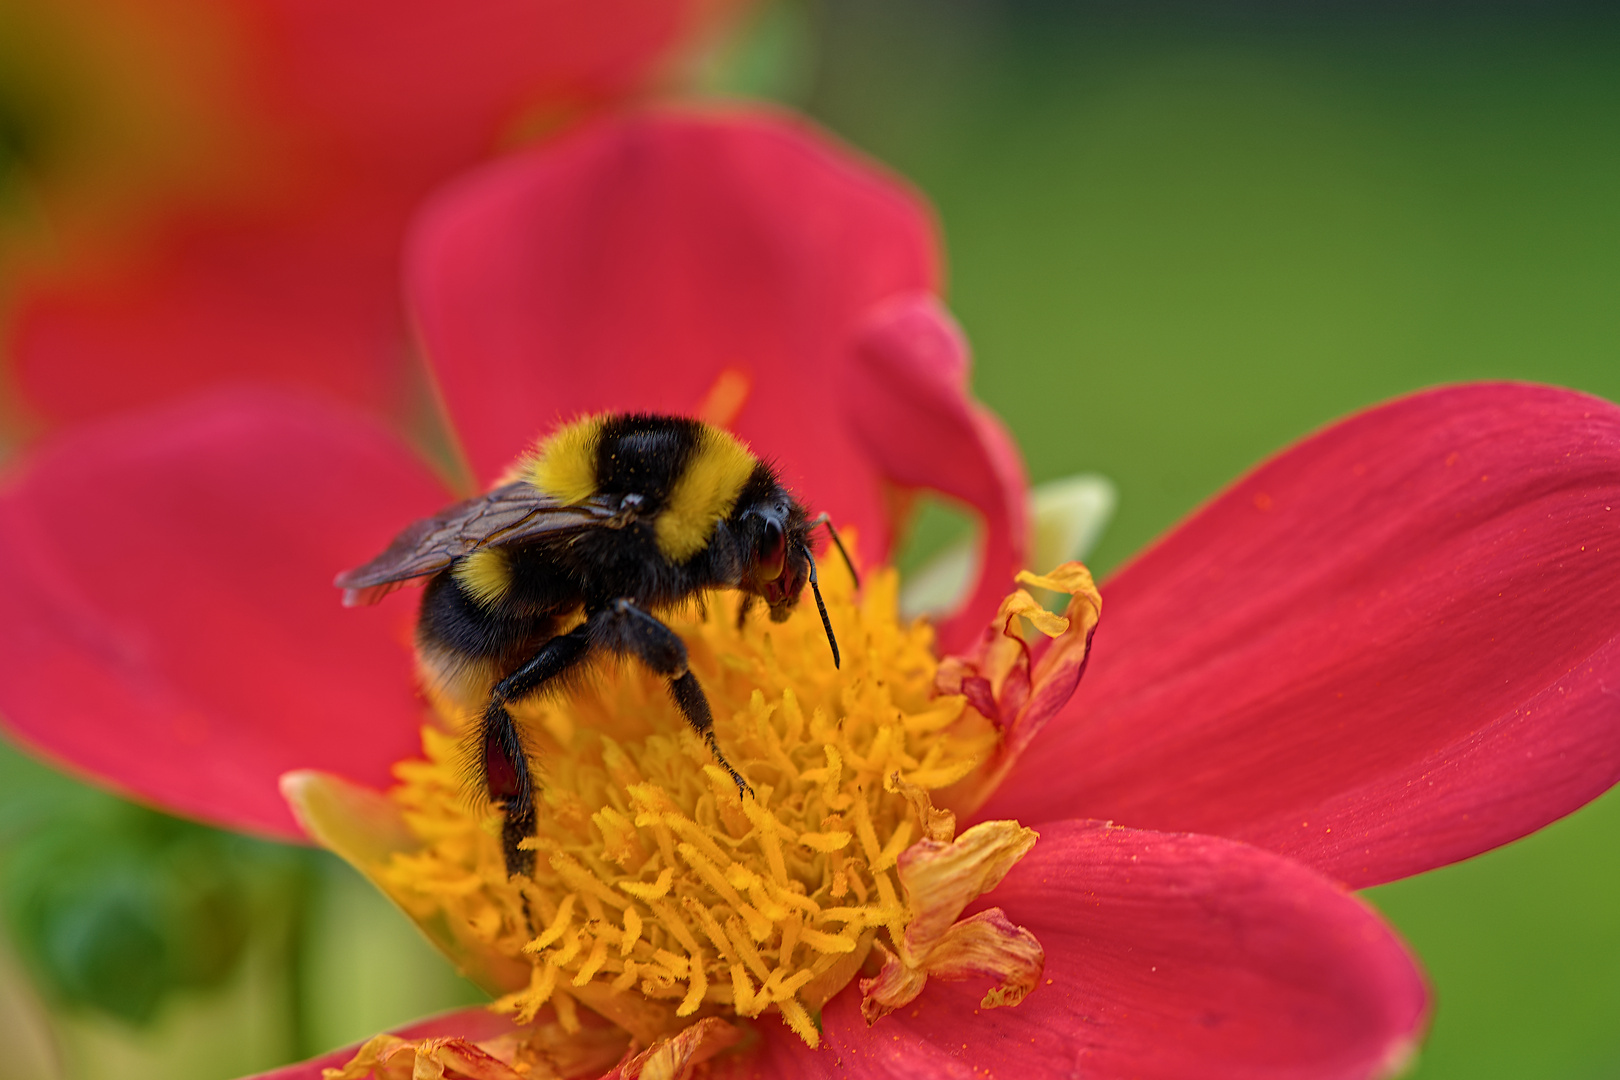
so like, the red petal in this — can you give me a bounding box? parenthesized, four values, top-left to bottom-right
(254, 0, 717, 172)
(812, 821, 1427, 1080)
(982, 383, 1620, 886)
(407, 109, 941, 566)
(239, 829, 1425, 1080)
(697, 1023, 826, 1080)
(10, 0, 718, 426)
(13, 209, 412, 426)
(0, 390, 450, 837)
(247, 1008, 522, 1080)
(845, 295, 1030, 647)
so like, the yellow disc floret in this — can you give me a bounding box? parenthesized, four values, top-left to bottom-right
(378, 564, 1001, 1047)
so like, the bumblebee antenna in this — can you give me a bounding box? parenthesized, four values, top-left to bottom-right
(810, 513, 860, 590)
(803, 543, 841, 669)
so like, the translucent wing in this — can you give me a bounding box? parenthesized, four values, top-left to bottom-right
(334, 481, 615, 606)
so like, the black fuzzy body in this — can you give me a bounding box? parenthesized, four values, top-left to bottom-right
(404, 414, 812, 877)
(415, 415, 788, 704)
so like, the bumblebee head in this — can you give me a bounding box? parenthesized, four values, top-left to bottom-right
(736, 493, 856, 669)
(738, 497, 810, 620)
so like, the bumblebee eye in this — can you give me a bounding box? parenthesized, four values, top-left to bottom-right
(758, 519, 786, 581)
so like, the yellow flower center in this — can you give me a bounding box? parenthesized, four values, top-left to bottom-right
(378, 566, 1002, 1047)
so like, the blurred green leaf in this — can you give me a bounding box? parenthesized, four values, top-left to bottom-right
(697, 0, 819, 104)
(0, 798, 297, 1027)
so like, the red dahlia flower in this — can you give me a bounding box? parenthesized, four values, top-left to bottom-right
(2, 0, 735, 430)
(0, 111, 1616, 1079)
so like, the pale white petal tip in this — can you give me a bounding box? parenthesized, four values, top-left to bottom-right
(1030, 473, 1117, 571)
(898, 473, 1117, 620)
(899, 537, 978, 619)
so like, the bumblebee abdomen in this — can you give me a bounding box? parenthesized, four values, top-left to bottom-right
(416, 568, 573, 712)
(451, 548, 513, 607)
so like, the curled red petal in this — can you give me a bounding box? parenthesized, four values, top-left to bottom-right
(983, 382, 1620, 886)
(0, 389, 450, 838)
(815, 821, 1428, 1080)
(938, 562, 1101, 812)
(407, 108, 941, 566)
(845, 294, 1029, 648)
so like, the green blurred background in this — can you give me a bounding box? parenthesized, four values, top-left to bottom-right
(791, 5, 1620, 1078)
(3, 1, 1619, 1076)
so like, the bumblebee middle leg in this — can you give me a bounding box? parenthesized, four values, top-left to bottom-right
(594, 598, 754, 799)
(484, 623, 592, 876)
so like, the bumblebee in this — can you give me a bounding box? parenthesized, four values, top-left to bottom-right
(335, 413, 853, 876)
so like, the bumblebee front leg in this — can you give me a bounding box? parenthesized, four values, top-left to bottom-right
(485, 624, 592, 877)
(594, 599, 753, 799)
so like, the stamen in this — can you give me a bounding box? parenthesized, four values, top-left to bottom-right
(376, 563, 1035, 1049)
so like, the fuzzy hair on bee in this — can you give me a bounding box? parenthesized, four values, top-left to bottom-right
(334, 412, 856, 877)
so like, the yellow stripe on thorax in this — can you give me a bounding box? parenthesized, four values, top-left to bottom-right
(453, 548, 514, 607)
(656, 426, 757, 562)
(528, 414, 604, 505)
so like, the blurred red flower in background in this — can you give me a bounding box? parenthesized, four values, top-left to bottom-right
(0, 0, 738, 432)
(0, 110, 1027, 836)
(1, 110, 1617, 1079)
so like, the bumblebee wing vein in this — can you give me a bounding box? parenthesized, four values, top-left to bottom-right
(335, 483, 610, 606)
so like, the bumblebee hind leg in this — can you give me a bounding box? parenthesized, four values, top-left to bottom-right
(484, 624, 592, 876)
(594, 599, 753, 799)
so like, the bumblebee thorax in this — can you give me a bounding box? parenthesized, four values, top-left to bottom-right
(528, 413, 761, 562)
